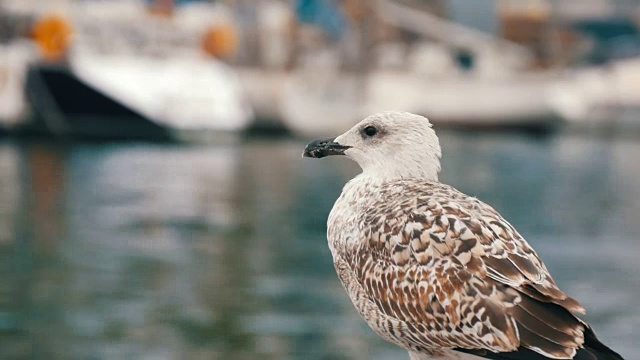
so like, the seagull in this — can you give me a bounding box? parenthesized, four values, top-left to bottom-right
(302, 111, 624, 360)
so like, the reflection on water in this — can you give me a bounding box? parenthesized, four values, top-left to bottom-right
(0, 132, 638, 359)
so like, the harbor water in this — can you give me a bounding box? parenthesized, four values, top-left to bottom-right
(0, 130, 637, 359)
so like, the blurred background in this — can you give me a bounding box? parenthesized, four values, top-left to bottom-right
(0, 0, 639, 359)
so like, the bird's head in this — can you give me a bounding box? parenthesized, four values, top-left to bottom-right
(303, 111, 442, 181)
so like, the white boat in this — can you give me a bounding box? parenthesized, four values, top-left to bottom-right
(1, 0, 254, 141)
(272, 0, 640, 136)
(281, 55, 640, 137)
(280, 67, 569, 138)
(0, 41, 38, 129)
(69, 1, 253, 139)
(69, 51, 253, 141)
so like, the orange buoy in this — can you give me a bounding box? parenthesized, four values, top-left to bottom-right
(31, 14, 73, 62)
(201, 24, 237, 59)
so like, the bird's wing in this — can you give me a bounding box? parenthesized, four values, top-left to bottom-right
(456, 198, 585, 314)
(341, 184, 610, 359)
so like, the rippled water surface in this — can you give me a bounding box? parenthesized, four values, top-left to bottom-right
(0, 131, 638, 359)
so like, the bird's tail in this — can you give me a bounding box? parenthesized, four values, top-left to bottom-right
(455, 326, 624, 360)
(574, 326, 624, 360)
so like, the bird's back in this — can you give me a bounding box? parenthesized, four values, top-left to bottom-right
(327, 177, 623, 360)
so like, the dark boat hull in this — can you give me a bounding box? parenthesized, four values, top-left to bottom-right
(22, 64, 173, 142)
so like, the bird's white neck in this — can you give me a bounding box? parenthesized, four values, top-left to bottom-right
(354, 147, 441, 182)
(360, 160, 440, 183)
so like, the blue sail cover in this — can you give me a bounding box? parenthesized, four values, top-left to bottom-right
(295, 0, 346, 40)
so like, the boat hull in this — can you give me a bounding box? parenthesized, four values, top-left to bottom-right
(23, 64, 173, 141)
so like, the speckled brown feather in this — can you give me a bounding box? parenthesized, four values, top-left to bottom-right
(328, 178, 598, 359)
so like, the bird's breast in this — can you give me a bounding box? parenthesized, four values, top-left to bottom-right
(327, 178, 379, 257)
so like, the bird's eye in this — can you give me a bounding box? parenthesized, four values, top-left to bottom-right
(363, 126, 378, 137)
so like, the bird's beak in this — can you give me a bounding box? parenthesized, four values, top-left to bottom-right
(303, 137, 351, 158)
